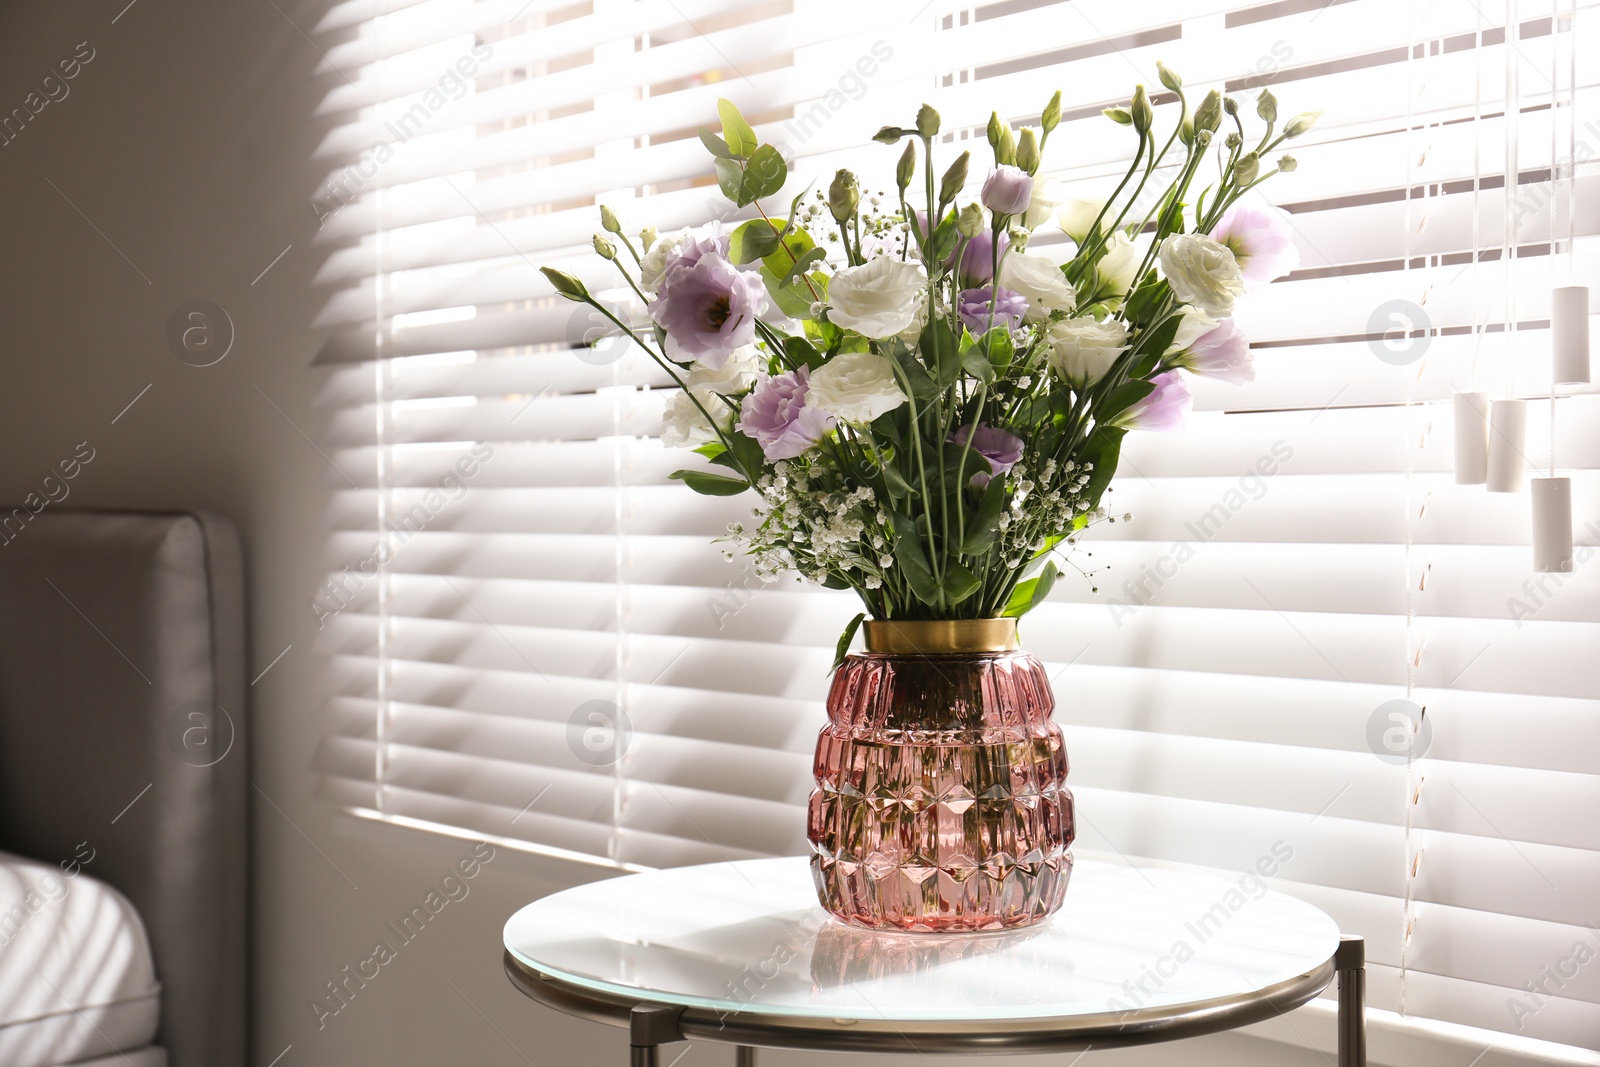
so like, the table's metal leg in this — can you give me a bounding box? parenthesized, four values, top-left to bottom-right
(734, 1048, 756, 1066)
(630, 1004, 686, 1067)
(1336, 936, 1367, 1067)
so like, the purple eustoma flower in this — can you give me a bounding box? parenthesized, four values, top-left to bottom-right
(1210, 204, 1300, 289)
(649, 252, 769, 368)
(957, 229, 1009, 286)
(1176, 318, 1255, 384)
(949, 423, 1025, 490)
(981, 165, 1034, 217)
(737, 367, 834, 460)
(957, 286, 1029, 336)
(1114, 371, 1192, 432)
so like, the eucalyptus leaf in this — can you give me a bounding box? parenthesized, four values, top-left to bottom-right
(717, 99, 758, 157)
(739, 144, 787, 204)
(698, 128, 737, 160)
(730, 218, 783, 263)
(713, 157, 743, 203)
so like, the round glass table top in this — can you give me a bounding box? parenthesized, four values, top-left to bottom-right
(503, 857, 1340, 1024)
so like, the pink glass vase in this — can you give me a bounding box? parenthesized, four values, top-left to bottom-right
(807, 619, 1074, 931)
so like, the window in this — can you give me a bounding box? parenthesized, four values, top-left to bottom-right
(309, 0, 1600, 1056)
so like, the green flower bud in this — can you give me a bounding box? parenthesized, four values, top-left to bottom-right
(828, 168, 860, 223)
(1131, 85, 1153, 136)
(1193, 90, 1221, 133)
(1007, 225, 1029, 251)
(896, 142, 916, 196)
(541, 267, 590, 301)
(956, 202, 985, 239)
(1284, 111, 1322, 138)
(939, 150, 970, 205)
(640, 226, 659, 250)
(873, 125, 905, 145)
(1278, 154, 1298, 173)
(1157, 61, 1182, 93)
(592, 234, 617, 260)
(1225, 132, 1243, 150)
(1256, 88, 1278, 125)
(599, 204, 622, 234)
(995, 123, 1016, 167)
(1223, 96, 1239, 117)
(1195, 129, 1213, 147)
(916, 103, 941, 139)
(987, 111, 1004, 150)
(1041, 90, 1062, 135)
(1234, 152, 1260, 185)
(1016, 127, 1040, 175)
(1103, 106, 1133, 125)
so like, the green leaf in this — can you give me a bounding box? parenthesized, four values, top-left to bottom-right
(942, 440, 990, 491)
(698, 128, 737, 160)
(832, 612, 867, 672)
(1076, 426, 1126, 512)
(760, 264, 823, 318)
(879, 462, 916, 500)
(779, 245, 828, 286)
(718, 99, 758, 157)
(760, 227, 814, 279)
(720, 430, 766, 476)
(891, 346, 938, 402)
(713, 157, 743, 203)
(784, 335, 824, 370)
(738, 144, 788, 205)
(959, 476, 1008, 554)
(669, 469, 750, 496)
(692, 441, 727, 461)
(730, 218, 784, 263)
(1124, 276, 1170, 324)
(1003, 560, 1059, 617)
(1095, 381, 1154, 424)
(921, 321, 961, 385)
(889, 512, 942, 607)
(928, 213, 960, 263)
(940, 559, 982, 605)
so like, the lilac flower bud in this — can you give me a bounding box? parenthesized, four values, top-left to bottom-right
(981, 165, 1034, 217)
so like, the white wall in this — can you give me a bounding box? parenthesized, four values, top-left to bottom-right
(0, 4, 1343, 1065)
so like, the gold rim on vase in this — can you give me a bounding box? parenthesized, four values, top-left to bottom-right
(861, 618, 1020, 655)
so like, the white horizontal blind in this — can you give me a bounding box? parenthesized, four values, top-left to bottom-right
(308, 0, 1600, 1053)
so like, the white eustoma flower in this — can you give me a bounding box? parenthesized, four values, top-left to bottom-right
(826, 256, 929, 339)
(1045, 316, 1130, 387)
(1159, 233, 1246, 319)
(1097, 231, 1143, 296)
(1022, 178, 1062, 231)
(807, 351, 907, 423)
(659, 345, 763, 447)
(998, 253, 1077, 322)
(638, 231, 685, 294)
(1168, 305, 1218, 354)
(1057, 197, 1107, 242)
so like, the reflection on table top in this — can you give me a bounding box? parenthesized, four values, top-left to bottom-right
(503, 856, 1340, 1023)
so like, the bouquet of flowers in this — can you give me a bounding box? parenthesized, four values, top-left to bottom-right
(543, 67, 1316, 655)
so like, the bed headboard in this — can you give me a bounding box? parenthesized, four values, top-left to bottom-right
(0, 510, 247, 1067)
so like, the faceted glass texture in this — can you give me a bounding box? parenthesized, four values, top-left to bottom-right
(807, 648, 1074, 931)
